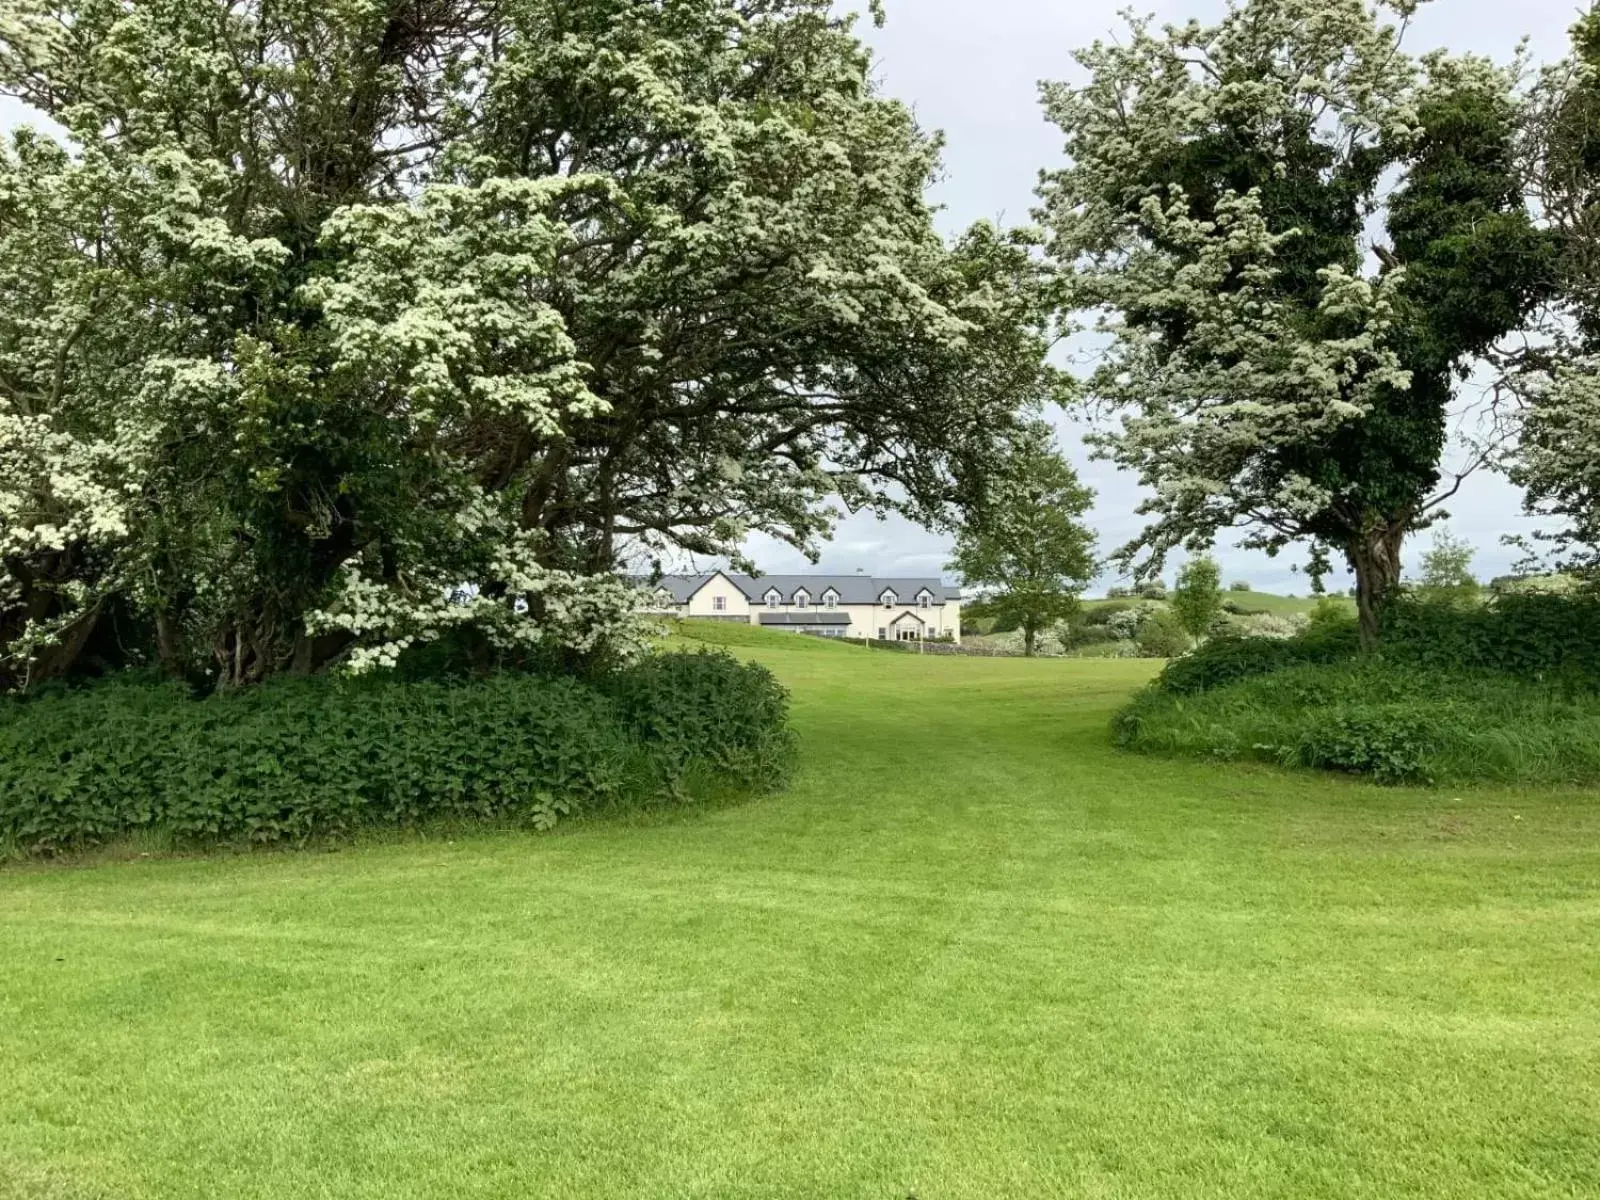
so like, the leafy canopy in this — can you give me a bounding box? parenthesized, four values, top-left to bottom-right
(1172, 555, 1224, 640)
(0, 0, 1055, 689)
(1039, 0, 1549, 644)
(950, 424, 1096, 656)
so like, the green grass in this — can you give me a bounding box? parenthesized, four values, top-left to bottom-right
(3, 626, 1599, 1198)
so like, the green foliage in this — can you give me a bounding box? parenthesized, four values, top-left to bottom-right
(1153, 619, 1361, 696)
(1296, 707, 1440, 785)
(0, 0, 1057, 690)
(1171, 556, 1223, 639)
(1134, 608, 1192, 659)
(0, 652, 793, 855)
(1041, 1, 1550, 644)
(1116, 658, 1600, 786)
(1120, 588, 1600, 784)
(951, 422, 1096, 656)
(1379, 592, 1600, 682)
(1415, 528, 1480, 602)
(1228, 580, 1252, 591)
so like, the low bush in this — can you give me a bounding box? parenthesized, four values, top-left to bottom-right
(1116, 591, 1600, 785)
(1154, 618, 1360, 695)
(1380, 592, 1600, 685)
(1114, 659, 1600, 786)
(1084, 601, 1135, 625)
(0, 650, 794, 856)
(1135, 608, 1192, 658)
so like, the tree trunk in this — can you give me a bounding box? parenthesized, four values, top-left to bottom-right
(1348, 522, 1406, 652)
(1023, 623, 1037, 658)
(23, 598, 105, 688)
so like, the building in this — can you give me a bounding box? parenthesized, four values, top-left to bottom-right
(644, 572, 963, 643)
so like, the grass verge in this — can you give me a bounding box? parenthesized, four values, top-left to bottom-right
(2, 627, 1597, 1198)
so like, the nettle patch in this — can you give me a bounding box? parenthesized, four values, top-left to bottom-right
(0, 650, 794, 856)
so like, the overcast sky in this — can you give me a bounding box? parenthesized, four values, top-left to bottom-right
(1, 2, 1582, 592)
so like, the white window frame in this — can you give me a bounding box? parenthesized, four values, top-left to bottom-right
(823, 590, 838, 610)
(713, 595, 726, 612)
(918, 591, 933, 609)
(794, 589, 810, 610)
(881, 589, 897, 608)
(765, 589, 781, 609)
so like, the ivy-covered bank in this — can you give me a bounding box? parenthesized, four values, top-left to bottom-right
(1114, 596, 1600, 786)
(0, 650, 794, 858)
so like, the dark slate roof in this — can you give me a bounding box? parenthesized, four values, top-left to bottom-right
(758, 612, 851, 627)
(734, 574, 958, 604)
(630, 575, 703, 603)
(632, 572, 960, 605)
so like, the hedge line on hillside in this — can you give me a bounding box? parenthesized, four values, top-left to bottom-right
(0, 650, 794, 855)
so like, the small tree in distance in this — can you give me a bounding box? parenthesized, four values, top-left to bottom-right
(1172, 556, 1224, 641)
(951, 424, 1097, 657)
(1416, 529, 1480, 604)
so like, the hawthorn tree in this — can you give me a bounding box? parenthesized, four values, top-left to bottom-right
(1039, 0, 1549, 648)
(1512, 5, 1600, 568)
(950, 424, 1096, 657)
(0, 0, 1054, 688)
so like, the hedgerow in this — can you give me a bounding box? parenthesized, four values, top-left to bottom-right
(0, 650, 793, 856)
(1117, 592, 1600, 785)
(1114, 659, 1600, 786)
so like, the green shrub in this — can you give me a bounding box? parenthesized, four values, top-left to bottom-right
(1116, 591, 1600, 786)
(1135, 608, 1192, 658)
(1379, 593, 1600, 685)
(1228, 580, 1252, 591)
(1294, 707, 1439, 785)
(1085, 601, 1134, 626)
(1102, 608, 1144, 642)
(1152, 618, 1360, 695)
(1115, 658, 1600, 786)
(1067, 639, 1140, 659)
(0, 651, 794, 856)
(605, 650, 795, 795)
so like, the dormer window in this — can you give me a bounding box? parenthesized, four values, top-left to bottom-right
(794, 589, 810, 610)
(881, 589, 897, 608)
(823, 590, 839, 610)
(765, 589, 781, 609)
(918, 590, 933, 610)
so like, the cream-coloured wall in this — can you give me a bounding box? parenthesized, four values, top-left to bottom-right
(683, 573, 752, 619)
(677, 578, 962, 641)
(838, 599, 961, 644)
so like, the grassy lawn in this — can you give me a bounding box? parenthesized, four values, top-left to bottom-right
(3, 629, 1598, 1198)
